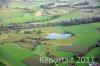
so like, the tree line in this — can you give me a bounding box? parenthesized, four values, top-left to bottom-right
(59, 16, 100, 26)
(0, 16, 100, 31)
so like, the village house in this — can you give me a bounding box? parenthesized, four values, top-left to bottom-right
(35, 11, 42, 16)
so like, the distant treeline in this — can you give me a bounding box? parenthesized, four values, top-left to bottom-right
(44, 16, 100, 26)
(0, 16, 100, 31)
(59, 16, 100, 26)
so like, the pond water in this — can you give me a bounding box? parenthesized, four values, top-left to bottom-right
(46, 33, 72, 39)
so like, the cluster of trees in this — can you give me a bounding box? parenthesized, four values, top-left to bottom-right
(41, 2, 55, 9)
(0, 16, 100, 31)
(28, 37, 48, 41)
(59, 17, 100, 26)
(0, 62, 6, 66)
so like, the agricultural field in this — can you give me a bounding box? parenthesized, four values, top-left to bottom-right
(0, 0, 100, 66)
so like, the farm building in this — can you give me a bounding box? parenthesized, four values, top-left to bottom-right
(81, 9, 93, 12)
(35, 11, 42, 16)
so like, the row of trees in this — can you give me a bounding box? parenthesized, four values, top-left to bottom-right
(74, 40, 100, 62)
(24, 15, 60, 23)
(0, 16, 100, 31)
(59, 16, 100, 26)
(46, 39, 100, 66)
(41, 2, 55, 9)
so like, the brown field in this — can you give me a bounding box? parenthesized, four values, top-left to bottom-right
(58, 45, 90, 53)
(0, 9, 19, 14)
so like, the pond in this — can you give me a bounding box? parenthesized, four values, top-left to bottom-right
(46, 33, 72, 39)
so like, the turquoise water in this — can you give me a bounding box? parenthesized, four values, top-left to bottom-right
(46, 33, 72, 39)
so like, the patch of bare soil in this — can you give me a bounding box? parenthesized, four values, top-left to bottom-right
(58, 45, 90, 53)
(97, 28, 100, 30)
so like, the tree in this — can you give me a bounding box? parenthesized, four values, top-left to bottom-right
(0, 32, 1, 35)
(37, 30, 42, 34)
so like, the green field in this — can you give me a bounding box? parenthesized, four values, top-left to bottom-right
(0, 0, 100, 66)
(0, 23, 100, 66)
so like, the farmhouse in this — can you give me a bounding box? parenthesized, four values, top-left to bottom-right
(81, 9, 93, 12)
(35, 11, 42, 16)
